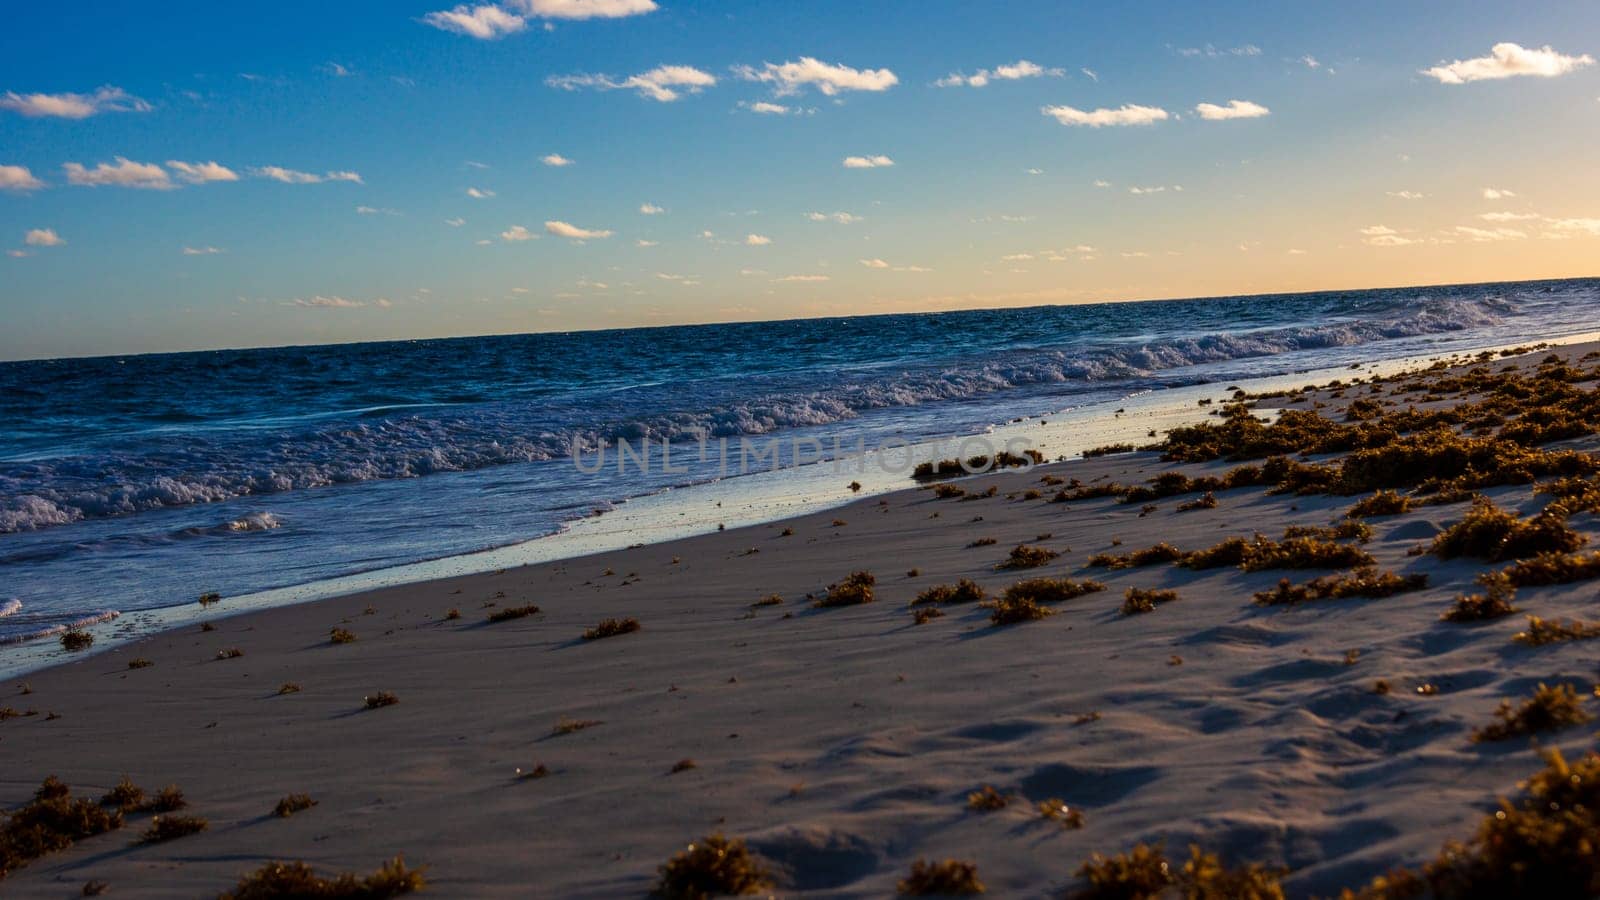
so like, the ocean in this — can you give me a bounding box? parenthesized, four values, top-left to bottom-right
(2, 277, 1596, 648)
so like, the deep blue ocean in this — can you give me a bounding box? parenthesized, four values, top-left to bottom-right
(2, 278, 1596, 644)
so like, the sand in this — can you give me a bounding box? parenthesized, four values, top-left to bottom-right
(6, 341, 1600, 897)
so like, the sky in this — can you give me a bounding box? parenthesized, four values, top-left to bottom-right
(1, 0, 1598, 360)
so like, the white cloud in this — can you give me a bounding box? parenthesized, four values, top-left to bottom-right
(251, 166, 363, 184)
(0, 85, 150, 119)
(547, 65, 716, 102)
(1482, 187, 1517, 200)
(545, 220, 612, 239)
(1177, 44, 1262, 58)
(1128, 185, 1181, 194)
(1480, 211, 1539, 221)
(1360, 225, 1400, 235)
(24, 228, 64, 247)
(1360, 224, 1417, 246)
(636, 239, 659, 247)
(541, 153, 574, 166)
(289, 295, 386, 309)
(734, 57, 898, 96)
(774, 274, 830, 282)
(1301, 55, 1321, 69)
(63, 157, 173, 190)
(323, 62, 353, 77)
(842, 155, 894, 168)
(1080, 67, 1098, 82)
(1455, 225, 1526, 241)
(466, 187, 496, 198)
(860, 258, 890, 268)
(806, 211, 860, 224)
(1194, 99, 1270, 120)
(6, 250, 30, 258)
(639, 202, 665, 215)
(445, 217, 466, 226)
(0, 164, 44, 191)
(1025, 167, 1043, 175)
(1545, 218, 1600, 236)
(1001, 253, 1034, 260)
(1042, 103, 1169, 127)
(166, 160, 239, 184)
(741, 100, 793, 114)
(422, 4, 528, 39)
(1092, 179, 1112, 188)
(935, 59, 1063, 87)
(182, 245, 224, 255)
(356, 205, 400, 216)
(512, 0, 656, 19)
(1423, 42, 1593, 84)
(501, 225, 537, 241)
(1387, 190, 1425, 200)
(744, 233, 771, 245)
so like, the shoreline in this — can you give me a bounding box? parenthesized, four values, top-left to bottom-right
(10, 331, 1597, 680)
(8, 337, 1600, 895)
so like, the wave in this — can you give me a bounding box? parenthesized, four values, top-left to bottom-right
(0, 292, 1518, 533)
(0, 599, 21, 618)
(0, 608, 120, 646)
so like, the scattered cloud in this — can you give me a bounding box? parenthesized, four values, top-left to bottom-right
(516, 0, 656, 19)
(547, 65, 716, 102)
(1194, 99, 1270, 120)
(1360, 224, 1417, 246)
(636, 239, 658, 247)
(860, 258, 889, 268)
(167, 160, 239, 184)
(0, 85, 150, 119)
(1177, 44, 1262, 58)
(733, 57, 898, 96)
(289, 295, 390, 309)
(806, 211, 860, 223)
(744, 233, 771, 245)
(421, 4, 529, 39)
(251, 166, 363, 184)
(842, 155, 894, 168)
(1080, 67, 1098, 82)
(445, 217, 466, 226)
(466, 187, 496, 198)
(541, 153, 574, 166)
(1482, 187, 1517, 200)
(1545, 218, 1600, 237)
(1387, 190, 1425, 200)
(1042, 103, 1169, 127)
(500, 225, 537, 241)
(739, 100, 799, 114)
(1092, 179, 1112, 188)
(935, 59, 1063, 88)
(63, 157, 174, 190)
(182, 245, 224, 255)
(24, 228, 64, 247)
(1423, 42, 1593, 84)
(1128, 184, 1182, 194)
(0, 164, 44, 191)
(356, 205, 401, 216)
(639, 203, 665, 215)
(1301, 55, 1321, 69)
(545, 219, 612, 239)
(322, 62, 354, 77)
(773, 274, 830, 282)
(1479, 211, 1539, 221)
(1455, 224, 1526, 241)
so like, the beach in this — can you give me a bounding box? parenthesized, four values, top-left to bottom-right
(7, 340, 1600, 897)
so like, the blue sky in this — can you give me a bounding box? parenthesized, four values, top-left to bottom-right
(2, 0, 1598, 359)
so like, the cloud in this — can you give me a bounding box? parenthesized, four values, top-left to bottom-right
(1360, 224, 1417, 246)
(466, 187, 496, 198)
(806, 211, 860, 223)
(541, 153, 574, 166)
(1480, 211, 1540, 221)
(1455, 225, 1526, 241)
(547, 65, 716, 101)
(322, 62, 353, 77)
(422, 4, 529, 39)
(774, 274, 830, 282)
(1128, 185, 1181, 194)
(1423, 42, 1593, 84)
(1194, 99, 1270, 120)
(744, 233, 771, 245)
(842, 155, 894, 168)
(734, 57, 898, 96)
(636, 239, 658, 247)
(741, 100, 794, 114)
(166, 160, 239, 184)
(1081, 67, 1098, 82)
(859, 258, 890, 268)
(0, 85, 150, 119)
(251, 166, 363, 184)
(512, 0, 656, 19)
(289, 295, 387, 309)
(1301, 55, 1321, 69)
(639, 202, 665, 215)
(0, 164, 44, 191)
(1001, 253, 1034, 261)
(182, 245, 225, 255)
(63, 157, 174, 189)
(6, 250, 30, 258)
(445, 217, 466, 226)
(1092, 179, 1112, 188)
(24, 228, 64, 247)
(935, 59, 1064, 87)
(355, 205, 400, 216)
(545, 220, 612, 239)
(501, 225, 537, 241)
(1482, 187, 1517, 200)
(1177, 44, 1262, 58)
(1545, 218, 1600, 236)
(1042, 103, 1169, 127)
(1387, 190, 1425, 199)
